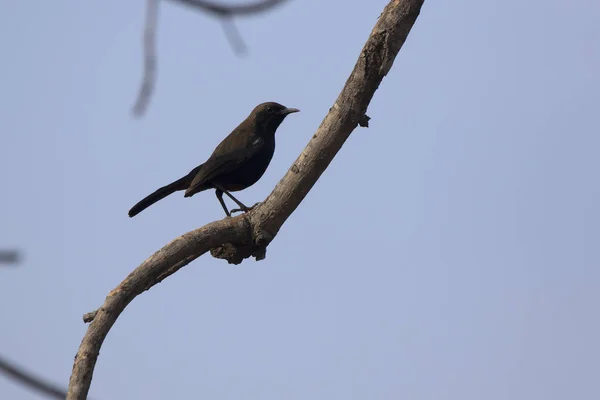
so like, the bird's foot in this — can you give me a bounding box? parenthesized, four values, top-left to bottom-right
(230, 202, 261, 215)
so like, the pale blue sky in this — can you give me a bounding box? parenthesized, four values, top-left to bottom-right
(1, 1, 599, 399)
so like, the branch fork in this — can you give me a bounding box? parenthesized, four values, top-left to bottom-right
(68, 1, 425, 398)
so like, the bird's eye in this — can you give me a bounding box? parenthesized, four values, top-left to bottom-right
(266, 106, 274, 113)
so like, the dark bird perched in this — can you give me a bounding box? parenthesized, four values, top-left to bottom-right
(128, 102, 299, 218)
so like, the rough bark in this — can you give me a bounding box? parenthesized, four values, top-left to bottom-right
(67, 1, 425, 398)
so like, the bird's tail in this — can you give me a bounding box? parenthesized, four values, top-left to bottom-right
(128, 165, 202, 218)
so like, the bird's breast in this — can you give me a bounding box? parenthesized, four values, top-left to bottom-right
(214, 139, 275, 192)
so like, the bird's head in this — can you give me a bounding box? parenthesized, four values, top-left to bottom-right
(251, 102, 300, 134)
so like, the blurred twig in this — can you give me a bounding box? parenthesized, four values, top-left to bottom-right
(132, 0, 160, 117)
(0, 249, 20, 265)
(171, 0, 287, 16)
(0, 355, 67, 399)
(131, 0, 290, 117)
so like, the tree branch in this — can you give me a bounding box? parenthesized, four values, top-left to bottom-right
(132, 0, 289, 117)
(168, 0, 288, 16)
(0, 355, 67, 399)
(68, 1, 424, 398)
(131, 0, 159, 117)
(0, 249, 21, 265)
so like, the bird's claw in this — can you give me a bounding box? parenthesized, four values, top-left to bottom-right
(230, 202, 261, 215)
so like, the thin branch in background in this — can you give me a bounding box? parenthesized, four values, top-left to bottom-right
(0, 249, 21, 265)
(0, 355, 67, 399)
(170, 0, 288, 16)
(221, 16, 247, 56)
(131, 0, 159, 117)
(131, 0, 289, 117)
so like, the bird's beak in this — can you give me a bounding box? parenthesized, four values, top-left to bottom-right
(281, 107, 300, 115)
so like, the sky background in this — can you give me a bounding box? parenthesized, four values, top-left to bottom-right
(1, 0, 599, 399)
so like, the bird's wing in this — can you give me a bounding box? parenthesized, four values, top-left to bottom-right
(187, 136, 265, 192)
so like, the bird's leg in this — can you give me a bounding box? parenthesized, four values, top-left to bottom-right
(230, 202, 261, 214)
(214, 184, 251, 215)
(213, 184, 256, 215)
(221, 190, 250, 211)
(215, 189, 231, 217)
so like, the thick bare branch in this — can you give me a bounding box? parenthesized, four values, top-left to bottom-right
(68, 1, 424, 398)
(67, 218, 250, 399)
(237, 0, 424, 236)
(82, 253, 200, 323)
(0, 355, 67, 399)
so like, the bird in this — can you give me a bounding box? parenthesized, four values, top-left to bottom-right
(128, 101, 299, 218)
